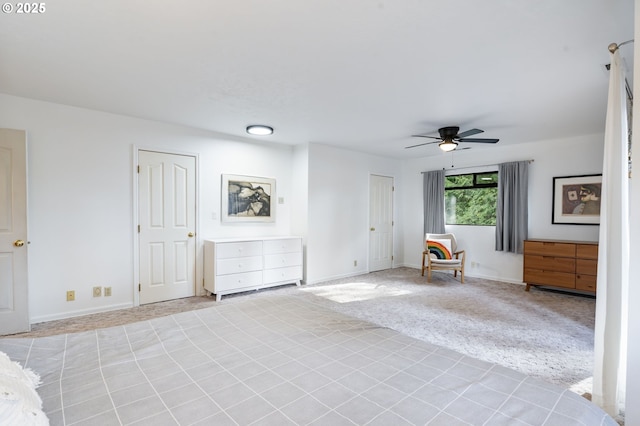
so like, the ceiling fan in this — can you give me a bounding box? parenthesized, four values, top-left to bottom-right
(406, 126, 499, 152)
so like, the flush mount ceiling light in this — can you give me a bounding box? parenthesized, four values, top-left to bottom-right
(438, 138, 458, 152)
(246, 125, 274, 136)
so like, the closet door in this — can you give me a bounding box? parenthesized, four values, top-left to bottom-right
(0, 129, 29, 335)
(369, 174, 394, 272)
(138, 150, 196, 304)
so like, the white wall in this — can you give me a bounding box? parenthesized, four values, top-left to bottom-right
(401, 134, 603, 283)
(306, 143, 403, 283)
(626, 133, 639, 421)
(624, 1, 639, 422)
(0, 94, 297, 322)
(0, 94, 404, 321)
(626, 112, 639, 426)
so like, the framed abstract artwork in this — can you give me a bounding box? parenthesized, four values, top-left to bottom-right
(552, 174, 602, 225)
(221, 174, 275, 222)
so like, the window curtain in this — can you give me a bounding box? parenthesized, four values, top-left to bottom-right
(423, 170, 445, 235)
(592, 46, 629, 418)
(495, 161, 528, 253)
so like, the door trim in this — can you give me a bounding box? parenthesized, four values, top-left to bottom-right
(132, 146, 200, 307)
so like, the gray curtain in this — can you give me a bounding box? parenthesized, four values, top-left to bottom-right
(423, 170, 446, 235)
(495, 161, 529, 253)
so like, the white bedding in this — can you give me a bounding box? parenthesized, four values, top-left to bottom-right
(0, 294, 616, 425)
(0, 350, 49, 425)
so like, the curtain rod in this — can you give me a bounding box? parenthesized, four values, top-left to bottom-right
(608, 39, 634, 53)
(606, 40, 634, 101)
(420, 159, 534, 174)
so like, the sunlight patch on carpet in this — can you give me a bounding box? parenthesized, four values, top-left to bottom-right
(301, 282, 411, 303)
(569, 376, 593, 397)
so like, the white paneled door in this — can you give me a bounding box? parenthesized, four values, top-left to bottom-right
(369, 174, 394, 272)
(0, 129, 29, 335)
(138, 150, 196, 304)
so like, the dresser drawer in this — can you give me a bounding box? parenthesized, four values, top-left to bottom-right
(263, 266, 302, 284)
(264, 252, 302, 269)
(576, 259, 597, 276)
(576, 244, 598, 260)
(264, 238, 302, 254)
(525, 255, 575, 273)
(524, 241, 576, 257)
(216, 256, 262, 275)
(216, 241, 262, 259)
(215, 271, 262, 291)
(576, 274, 597, 292)
(524, 268, 575, 289)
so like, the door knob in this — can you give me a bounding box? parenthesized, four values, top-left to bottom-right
(188, 232, 194, 238)
(14, 240, 25, 247)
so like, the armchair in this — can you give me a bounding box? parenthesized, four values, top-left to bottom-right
(421, 233, 465, 283)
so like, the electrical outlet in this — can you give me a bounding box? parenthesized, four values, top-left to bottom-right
(93, 286, 102, 297)
(104, 287, 112, 297)
(66, 291, 75, 301)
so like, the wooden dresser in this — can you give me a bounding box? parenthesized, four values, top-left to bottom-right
(523, 239, 598, 293)
(204, 236, 303, 301)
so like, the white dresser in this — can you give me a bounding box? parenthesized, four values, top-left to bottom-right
(204, 236, 303, 301)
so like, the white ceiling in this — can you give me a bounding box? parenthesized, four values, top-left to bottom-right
(0, 0, 634, 158)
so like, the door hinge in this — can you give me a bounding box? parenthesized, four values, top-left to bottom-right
(138, 283, 141, 292)
(392, 255, 394, 261)
(137, 165, 140, 173)
(138, 225, 141, 233)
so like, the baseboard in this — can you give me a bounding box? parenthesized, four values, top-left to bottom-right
(401, 264, 524, 285)
(31, 302, 134, 324)
(305, 270, 368, 285)
(464, 272, 524, 285)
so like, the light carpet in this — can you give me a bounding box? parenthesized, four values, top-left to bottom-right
(280, 268, 596, 396)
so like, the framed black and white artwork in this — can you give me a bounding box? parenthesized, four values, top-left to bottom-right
(552, 174, 602, 225)
(221, 174, 275, 222)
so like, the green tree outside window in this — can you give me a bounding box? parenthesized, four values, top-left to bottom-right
(445, 172, 498, 225)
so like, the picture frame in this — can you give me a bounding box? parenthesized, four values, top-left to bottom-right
(552, 174, 602, 225)
(221, 174, 275, 222)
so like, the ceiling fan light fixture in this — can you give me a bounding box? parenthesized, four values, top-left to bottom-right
(246, 125, 274, 136)
(439, 139, 458, 152)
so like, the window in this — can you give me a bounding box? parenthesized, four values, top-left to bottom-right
(445, 172, 498, 225)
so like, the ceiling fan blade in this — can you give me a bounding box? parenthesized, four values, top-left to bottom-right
(458, 138, 499, 144)
(411, 134, 440, 139)
(455, 128, 484, 139)
(405, 140, 438, 149)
